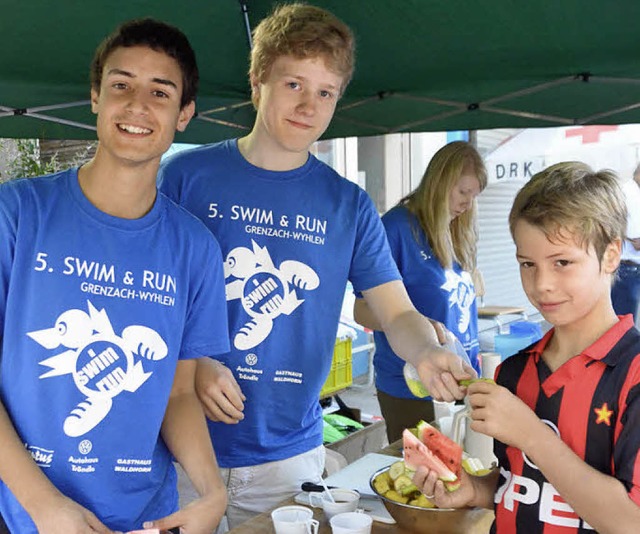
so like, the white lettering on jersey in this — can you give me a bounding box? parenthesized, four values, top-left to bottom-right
(497, 467, 594, 530)
(502, 472, 540, 510)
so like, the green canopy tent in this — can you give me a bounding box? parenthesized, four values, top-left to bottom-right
(1, 0, 640, 143)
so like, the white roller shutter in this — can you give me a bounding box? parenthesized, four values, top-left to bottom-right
(476, 178, 537, 315)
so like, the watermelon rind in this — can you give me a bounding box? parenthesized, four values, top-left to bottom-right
(402, 429, 457, 483)
(458, 377, 495, 387)
(444, 479, 461, 492)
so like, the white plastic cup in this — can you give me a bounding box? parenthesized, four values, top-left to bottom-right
(329, 511, 372, 534)
(433, 400, 454, 421)
(308, 488, 360, 519)
(480, 351, 501, 380)
(271, 505, 319, 534)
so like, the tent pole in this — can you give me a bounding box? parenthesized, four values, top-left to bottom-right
(199, 100, 253, 115)
(197, 114, 250, 130)
(390, 108, 467, 133)
(480, 106, 574, 125)
(26, 101, 90, 113)
(481, 76, 576, 107)
(238, 0, 253, 49)
(579, 101, 640, 124)
(468, 130, 478, 148)
(24, 113, 96, 131)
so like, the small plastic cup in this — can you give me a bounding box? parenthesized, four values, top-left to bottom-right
(308, 488, 360, 519)
(271, 505, 319, 534)
(329, 511, 372, 534)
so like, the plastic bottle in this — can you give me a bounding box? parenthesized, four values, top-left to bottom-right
(403, 333, 471, 399)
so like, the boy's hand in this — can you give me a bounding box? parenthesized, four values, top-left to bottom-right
(142, 491, 226, 534)
(412, 465, 476, 509)
(195, 358, 246, 424)
(467, 381, 545, 451)
(32, 494, 119, 534)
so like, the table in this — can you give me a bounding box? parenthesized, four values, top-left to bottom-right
(227, 440, 494, 533)
(477, 305, 526, 318)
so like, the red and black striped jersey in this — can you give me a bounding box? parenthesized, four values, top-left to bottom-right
(491, 315, 640, 533)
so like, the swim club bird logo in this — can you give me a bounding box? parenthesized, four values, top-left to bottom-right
(441, 269, 475, 333)
(29, 301, 168, 437)
(224, 240, 319, 350)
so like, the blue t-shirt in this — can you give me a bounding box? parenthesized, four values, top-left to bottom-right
(158, 139, 400, 467)
(374, 205, 480, 398)
(0, 169, 229, 532)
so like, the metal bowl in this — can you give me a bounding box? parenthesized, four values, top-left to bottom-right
(369, 465, 488, 534)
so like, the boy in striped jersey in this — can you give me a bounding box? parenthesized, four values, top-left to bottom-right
(415, 162, 640, 532)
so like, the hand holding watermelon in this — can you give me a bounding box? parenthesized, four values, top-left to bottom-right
(412, 463, 477, 510)
(403, 422, 497, 511)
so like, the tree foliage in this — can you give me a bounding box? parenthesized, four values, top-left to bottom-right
(0, 139, 93, 182)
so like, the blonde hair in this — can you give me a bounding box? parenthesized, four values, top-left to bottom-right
(250, 3, 355, 96)
(509, 161, 627, 261)
(402, 141, 487, 271)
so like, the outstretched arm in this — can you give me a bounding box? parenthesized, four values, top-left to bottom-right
(353, 296, 381, 331)
(146, 359, 227, 534)
(361, 280, 475, 401)
(354, 295, 448, 341)
(0, 400, 115, 533)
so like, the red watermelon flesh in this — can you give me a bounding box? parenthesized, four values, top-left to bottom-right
(415, 420, 463, 491)
(416, 420, 463, 476)
(402, 429, 457, 483)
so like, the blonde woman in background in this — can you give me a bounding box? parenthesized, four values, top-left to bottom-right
(355, 141, 487, 442)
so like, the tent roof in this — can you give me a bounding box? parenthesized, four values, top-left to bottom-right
(2, 1, 640, 142)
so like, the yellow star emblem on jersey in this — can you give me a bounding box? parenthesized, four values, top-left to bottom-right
(594, 402, 614, 426)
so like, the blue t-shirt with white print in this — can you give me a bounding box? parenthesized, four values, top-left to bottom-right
(374, 205, 480, 398)
(0, 169, 229, 532)
(158, 139, 400, 468)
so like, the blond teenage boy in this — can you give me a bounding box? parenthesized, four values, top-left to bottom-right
(414, 162, 640, 533)
(0, 19, 229, 534)
(159, 3, 473, 526)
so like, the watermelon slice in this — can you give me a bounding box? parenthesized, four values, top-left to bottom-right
(416, 421, 463, 470)
(415, 420, 463, 491)
(416, 420, 463, 490)
(402, 429, 457, 486)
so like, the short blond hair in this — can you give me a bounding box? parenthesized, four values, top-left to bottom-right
(509, 161, 627, 260)
(250, 3, 355, 94)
